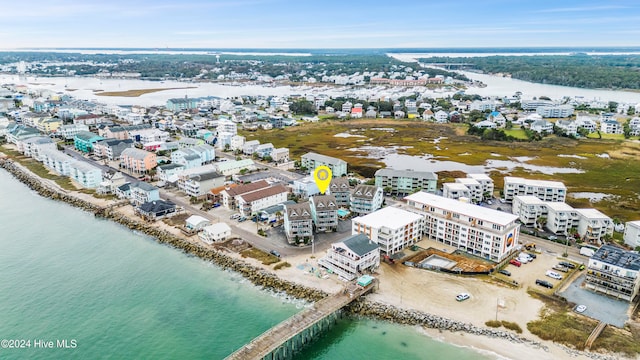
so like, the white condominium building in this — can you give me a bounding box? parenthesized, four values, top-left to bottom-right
(442, 182, 471, 202)
(502, 176, 566, 203)
(546, 202, 579, 236)
(466, 173, 495, 199)
(512, 195, 547, 227)
(454, 178, 483, 203)
(351, 207, 423, 255)
(624, 221, 640, 248)
(576, 208, 614, 244)
(405, 192, 520, 262)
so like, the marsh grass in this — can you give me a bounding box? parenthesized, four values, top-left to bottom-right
(241, 121, 640, 221)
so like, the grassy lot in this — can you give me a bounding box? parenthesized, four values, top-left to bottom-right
(241, 247, 280, 265)
(241, 120, 640, 221)
(503, 128, 529, 140)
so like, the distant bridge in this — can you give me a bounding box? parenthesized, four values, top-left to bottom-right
(225, 281, 375, 360)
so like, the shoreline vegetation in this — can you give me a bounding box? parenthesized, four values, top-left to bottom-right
(0, 154, 623, 360)
(94, 87, 197, 97)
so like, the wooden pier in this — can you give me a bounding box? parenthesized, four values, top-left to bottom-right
(225, 281, 375, 360)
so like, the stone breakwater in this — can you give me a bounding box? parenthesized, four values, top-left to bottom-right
(0, 158, 621, 360)
(0, 158, 326, 302)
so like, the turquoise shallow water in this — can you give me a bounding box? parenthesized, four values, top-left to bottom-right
(0, 170, 492, 359)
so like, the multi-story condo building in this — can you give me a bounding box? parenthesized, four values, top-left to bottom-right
(502, 176, 566, 203)
(350, 184, 383, 216)
(351, 206, 423, 255)
(128, 182, 160, 206)
(58, 124, 90, 140)
(511, 195, 547, 227)
(74, 131, 104, 153)
(442, 182, 471, 202)
(600, 120, 623, 134)
(536, 105, 574, 118)
(374, 168, 437, 195)
(69, 161, 103, 188)
(20, 137, 56, 162)
(309, 195, 339, 232)
(404, 192, 520, 262)
(576, 209, 614, 244)
(236, 184, 289, 217)
(284, 202, 314, 244)
(166, 97, 198, 111)
(93, 139, 134, 161)
(215, 159, 255, 176)
(318, 234, 380, 281)
(242, 140, 260, 155)
(120, 148, 157, 174)
(329, 178, 350, 208)
(546, 202, 579, 236)
(41, 149, 74, 176)
(220, 180, 270, 210)
(624, 221, 640, 248)
(585, 244, 640, 302)
(178, 171, 224, 198)
(467, 173, 495, 199)
(454, 178, 484, 203)
(301, 152, 347, 177)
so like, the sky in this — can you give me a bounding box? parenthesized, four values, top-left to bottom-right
(1, 0, 639, 49)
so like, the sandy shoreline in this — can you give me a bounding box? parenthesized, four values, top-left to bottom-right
(0, 155, 621, 360)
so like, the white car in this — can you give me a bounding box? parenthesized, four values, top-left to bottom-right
(456, 293, 470, 302)
(545, 270, 563, 280)
(575, 305, 587, 313)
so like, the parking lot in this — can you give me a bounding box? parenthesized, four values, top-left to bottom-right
(495, 248, 582, 293)
(559, 274, 630, 327)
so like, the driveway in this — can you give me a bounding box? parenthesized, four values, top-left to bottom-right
(559, 274, 630, 327)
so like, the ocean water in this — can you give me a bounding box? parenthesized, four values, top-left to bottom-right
(0, 170, 491, 360)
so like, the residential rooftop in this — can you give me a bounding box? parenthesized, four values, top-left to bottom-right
(593, 244, 640, 271)
(352, 206, 422, 229)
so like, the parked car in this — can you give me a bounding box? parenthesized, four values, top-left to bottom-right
(212, 203, 221, 208)
(509, 259, 522, 267)
(552, 264, 569, 273)
(456, 293, 470, 302)
(559, 261, 576, 269)
(230, 214, 240, 220)
(536, 279, 554, 289)
(575, 305, 587, 313)
(498, 269, 511, 276)
(486, 200, 493, 205)
(548, 235, 558, 241)
(270, 250, 281, 258)
(238, 216, 247, 222)
(545, 270, 563, 280)
(527, 252, 537, 259)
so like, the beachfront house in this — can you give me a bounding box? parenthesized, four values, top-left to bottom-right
(135, 200, 177, 221)
(120, 148, 157, 174)
(318, 234, 380, 281)
(198, 223, 232, 244)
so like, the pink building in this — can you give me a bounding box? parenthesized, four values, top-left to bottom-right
(120, 148, 157, 173)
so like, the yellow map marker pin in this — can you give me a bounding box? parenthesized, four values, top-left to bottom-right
(313, 165, 332, 194)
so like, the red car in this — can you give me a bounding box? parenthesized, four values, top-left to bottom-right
(509, 259, 522, 267)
